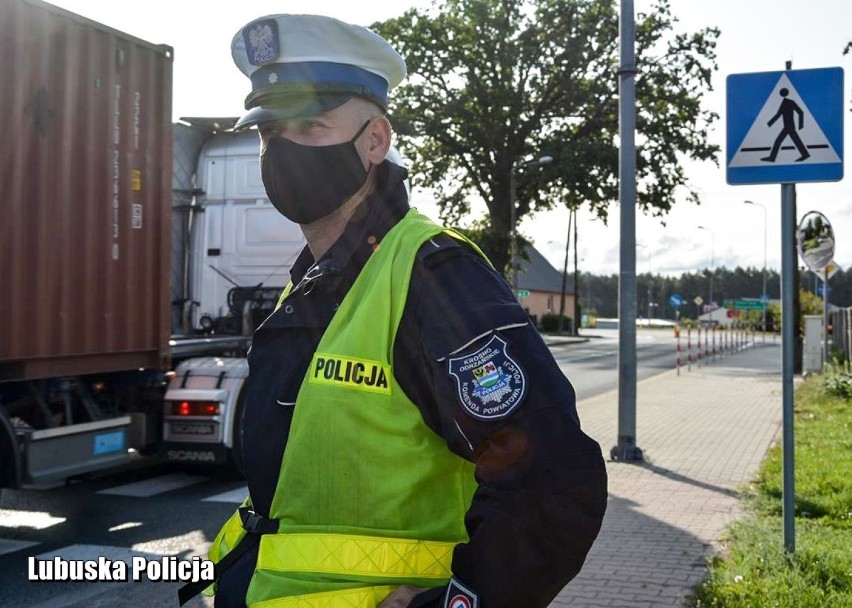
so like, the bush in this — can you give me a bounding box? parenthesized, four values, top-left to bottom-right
(540, 314, 572, 333)
(823, 365, 852, 400)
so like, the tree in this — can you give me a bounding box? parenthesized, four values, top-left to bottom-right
(373, 0, 720, 273)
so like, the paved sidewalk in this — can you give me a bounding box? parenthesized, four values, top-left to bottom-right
(551, 342, 783, 608)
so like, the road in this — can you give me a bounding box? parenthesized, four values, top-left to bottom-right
(0, 329, 685, 607)
(551, 327, 680, 401)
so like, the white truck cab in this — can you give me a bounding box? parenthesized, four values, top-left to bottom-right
(164, 119, 303, 470)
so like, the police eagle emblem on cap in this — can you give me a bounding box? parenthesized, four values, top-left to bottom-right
(243, 18, 279, 66)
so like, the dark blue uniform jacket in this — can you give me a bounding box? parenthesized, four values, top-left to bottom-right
(215, 161, 607, 608)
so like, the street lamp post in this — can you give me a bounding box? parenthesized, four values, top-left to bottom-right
(697, 225, 715, 314)
(510, 155, 553, 295)
(745, 200, 768, 336)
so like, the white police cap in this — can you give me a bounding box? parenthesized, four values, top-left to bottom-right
(231, 14, 407, 131)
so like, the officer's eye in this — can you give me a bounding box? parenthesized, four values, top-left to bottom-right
(258, 124, 280, 139)
(295, 119, 324, 132)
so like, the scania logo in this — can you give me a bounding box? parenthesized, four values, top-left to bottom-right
(167, 450, 215, 462)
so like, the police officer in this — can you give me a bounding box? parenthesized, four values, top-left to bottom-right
(195, 13, 607, 608)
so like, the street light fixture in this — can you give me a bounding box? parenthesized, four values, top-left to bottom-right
(744, 200, 768, 335)
(697, 225, 715, 313)
(510, 155, 554, 295)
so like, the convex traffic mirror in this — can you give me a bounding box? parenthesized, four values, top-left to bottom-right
(796, 211, 835, 273)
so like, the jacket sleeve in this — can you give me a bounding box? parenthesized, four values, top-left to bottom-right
(393, 237, 608, 608)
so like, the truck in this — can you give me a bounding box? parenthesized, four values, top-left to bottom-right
(161, 117, 303, 471)
(0, 0, 304, 489)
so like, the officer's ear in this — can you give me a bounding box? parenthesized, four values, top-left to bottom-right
(365, 116, 392, 166)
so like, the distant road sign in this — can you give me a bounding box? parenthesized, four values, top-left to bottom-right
(724, 299, 766, 311)
(815, 260, 840, 281)
(727, 67, 844, 185)
(516, 289, 530, 299)
(817, 283, 832, 297)
(693, 296, 704, 306)
(669, 293, 685, 308)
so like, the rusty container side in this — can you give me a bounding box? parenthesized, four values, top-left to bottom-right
(0, 0, 173, 381)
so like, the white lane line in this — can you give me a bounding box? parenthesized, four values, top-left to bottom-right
(202, 486, 249, 504)
(96, 473, 209, 497)
(107, 521, 143, 532)
(0, 509, 66, 530)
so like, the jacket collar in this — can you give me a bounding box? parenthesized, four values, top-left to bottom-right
(289, 160, 410, 293)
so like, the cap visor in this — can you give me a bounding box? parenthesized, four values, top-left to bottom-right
(234, 94, 352, 131)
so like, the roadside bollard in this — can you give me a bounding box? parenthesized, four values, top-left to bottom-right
(697, 326, 703, 367)
(675, 326, 681, 375)
(712, 325, 717, 362)
(687, 326, 692, 372)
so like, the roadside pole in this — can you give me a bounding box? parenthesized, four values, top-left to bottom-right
(612, 0, 642, 461)
(780, 181, 796, 553)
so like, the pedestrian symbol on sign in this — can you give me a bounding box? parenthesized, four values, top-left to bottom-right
(761, 87, 809, 163)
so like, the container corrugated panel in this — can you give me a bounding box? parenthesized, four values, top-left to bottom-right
(0, 0, 174, 381)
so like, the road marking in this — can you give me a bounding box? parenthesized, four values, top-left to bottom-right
(0, 509, 65, 530)
(96, 473, 208, 497)
(202, 486, 249, 504)
(107, 521, 143, 532)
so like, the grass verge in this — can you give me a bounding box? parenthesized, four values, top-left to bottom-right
(691, 368, 852, 607)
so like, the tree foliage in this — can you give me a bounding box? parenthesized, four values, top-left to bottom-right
(373, 0, 720, 272)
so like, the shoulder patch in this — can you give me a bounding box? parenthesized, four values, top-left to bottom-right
(444, 578, 479, 608)
(447, 334, 527, 420)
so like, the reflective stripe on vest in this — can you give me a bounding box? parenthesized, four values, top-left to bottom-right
(257, 533, 455, 579)
(209, 496, 253, 563)
(251, 585, 397, 608)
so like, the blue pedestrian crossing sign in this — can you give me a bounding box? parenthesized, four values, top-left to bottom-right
(727, 67, 843, 185)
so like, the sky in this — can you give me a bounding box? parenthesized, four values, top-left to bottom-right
(47, 0, 852, 292)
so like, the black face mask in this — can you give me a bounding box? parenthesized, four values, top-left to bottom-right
(260, 120, 371, 224)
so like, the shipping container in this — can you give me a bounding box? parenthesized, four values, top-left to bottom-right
(0, 0, 173, 381)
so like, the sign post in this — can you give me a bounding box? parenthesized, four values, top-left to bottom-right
(727, 64, 844, 554)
